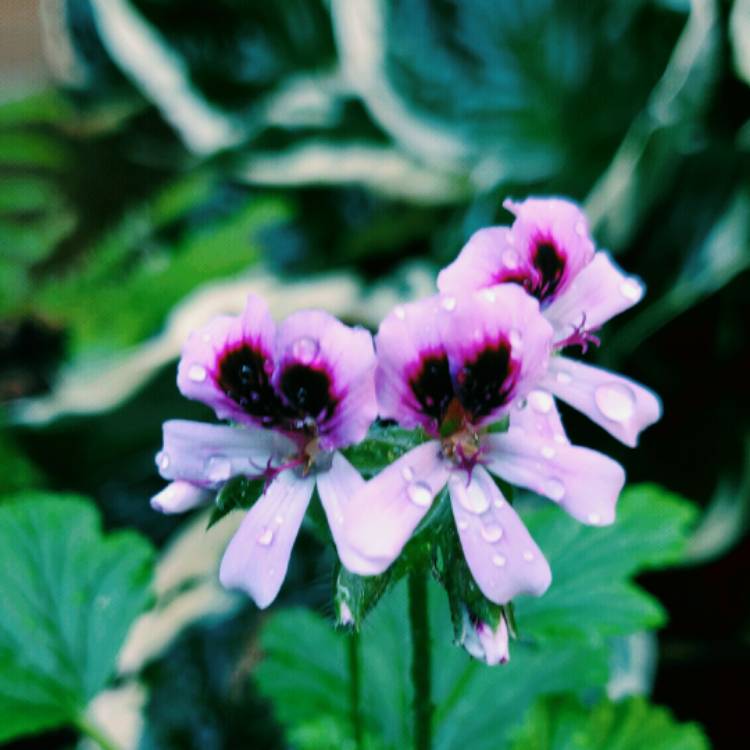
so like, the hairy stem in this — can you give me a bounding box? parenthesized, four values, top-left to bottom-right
(348, 629, 364, 750)
(408, 570, 433, 750)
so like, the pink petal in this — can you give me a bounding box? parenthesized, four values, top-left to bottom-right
(437, 285, 554, 426)
(459, 606, 510, 666)
(510, 391, 569, 444)
(150, 481, 211, 514)
(316, 452, 375, 572)
(484, 428, 625, 526)
(157, 419, 294, 488)
(437, 226, 518, 294)
(449, 466, 551, 604)
(219, 470, 315, 608)
(275, 310, 377, 450)
(544, 252, 645, 339)
(341, 441, 450, 575)
(177, 295, 277, 425)
(541, 356, 662, 447)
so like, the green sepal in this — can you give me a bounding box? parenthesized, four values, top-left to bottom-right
(334, 565, 393, 630)
(207, 475, 265, 529)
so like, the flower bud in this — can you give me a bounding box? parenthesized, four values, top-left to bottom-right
(459, 606, 509, 666)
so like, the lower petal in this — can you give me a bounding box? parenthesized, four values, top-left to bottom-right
(544, 252, 644, 338)
(157, 420, 295, 488)
(541, 356, 662, 447)
(484, 429, 625, 526)
(450, 466, 551, 604)
(219, 470, 315, 608)
(316, 452, 374, 572)
(150, 481, 211, 514)
(510, 391, 568, 444)
(342, 441, 450, 575)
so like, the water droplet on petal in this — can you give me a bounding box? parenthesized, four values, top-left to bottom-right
(556, 371, 572, 385)
(554, 433, 567, 444)
(188, 364, 207, 383)
(454, 479, 490, 514)
(620, 278, 642, 302)
(544, 478, 565, 502)
(441, 296, 457, 312)
(457, 517, 469, 531)
(394, 305, 406, 320)
(540, 445, 556, 459)
(206, 455, 232, 482)
(401, 466, 415, 482)
(257, 527, 274, 546)
(594, 383, 636, 422)
(575, 220, 587, 237)
(493, 497, 506, 509)
(481, 524, 504, 542)
(492, 554, 506, 567)
(292, 336, 319, 364)
(156, 451, 170, 470)
(528, 390, 553, 414)
(407, 481, 433, 507)
(509, 329, 523, 349)
(275, 514, 284, 525)
(523, 550, 535, 562)
(588, 513, 602, 525)
(482, 289, 496, 303)
(503, 249, 519, 268)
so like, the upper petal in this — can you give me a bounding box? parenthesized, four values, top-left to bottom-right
(449, 466, 551, 604)
(157, 419, 295, 488)
(177, 295, 280, 426)
(484, 429, 626, 526)
(219, 469, 315, 608)
(274, 310, 377, 450)
(316, 452, 374, 572)
(541, 356, 662, 447)
(510, 390, 569, 444)
(341, 441, 450, 575)
(544, 252, 645, 339)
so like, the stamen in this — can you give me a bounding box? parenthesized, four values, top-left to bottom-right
(555, 314, 601, 354)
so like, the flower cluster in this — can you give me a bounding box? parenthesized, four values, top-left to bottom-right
(152, 197, 661, 660)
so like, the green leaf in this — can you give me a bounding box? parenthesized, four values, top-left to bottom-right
(256, 579, 608, 750)
(208, 475, 265, 528)
(508, 695, 709, 750)
(344, 423, 427, 478)
(515, 484, 698, 642)
(0, 493, 154, 742)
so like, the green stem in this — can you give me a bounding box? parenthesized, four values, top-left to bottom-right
(348, 630, 364, 750)
(408, 570, 433, 750)
(75, 715, 123, 750)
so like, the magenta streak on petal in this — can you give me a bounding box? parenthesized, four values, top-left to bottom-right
(219, 469, 315, 609)
(341, 441, 450, 576)
(449, 466, 551, 603)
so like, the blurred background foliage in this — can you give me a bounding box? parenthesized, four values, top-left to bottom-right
(1, 0, 749, 747)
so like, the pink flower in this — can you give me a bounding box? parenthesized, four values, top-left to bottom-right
(438, 196, 661, 447)
(341, 286, 625, 604)
(152, 295, 378, 608)
(458, 607, 510, 666)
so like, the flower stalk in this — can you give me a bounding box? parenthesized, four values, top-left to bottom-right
(408, 570, 433, 750)
(348, 630, 364, 750)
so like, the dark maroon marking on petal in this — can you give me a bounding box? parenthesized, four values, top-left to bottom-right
(279, 363, 338, 422)
(531, 239, 566, 301)
(408, 352, 455, 424)
(216, 344, 285, 421)
(455, 339, 519, 420)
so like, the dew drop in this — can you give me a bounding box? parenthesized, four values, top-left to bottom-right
(454, 479, 490, 514)
(540, 445, 556, 459)
(275, 514, 285, 525)
(188, 363, 207, 383)
(394, 305, 406, 320)
(401, 466, 415, 482)
(575, 220, 588, 237)
(407, 481, 433, 507)
(482, 289, 496, 303)
(620, 278, 642, 302)
(553, 433, 567, 444)
(257, 527, 274, 546)
(206, 455, 232, 482)
(544, 478, 565, 502)
(493, 497, 506, 509)
(457, 517, 469, 531)
(441, 296, 457, 312)
(594, 382, 636, 422)
(528, 390, 553, 414)
(492, 554, 507, 567)
(523, 550, 535, 562)
(156, 451, 170, 470)
(502, 249, 519, 268)
(481, 524, 504, 543)
(292, 336, 319, 364)
(588, 513, 602, 525)
(556, 371, 572, 385)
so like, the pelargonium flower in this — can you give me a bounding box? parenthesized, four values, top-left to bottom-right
(438, 196, 661, 447)
(458, 606, 510, 666)
(152, 295, 377, 608)
(340, 286, 625, 604)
